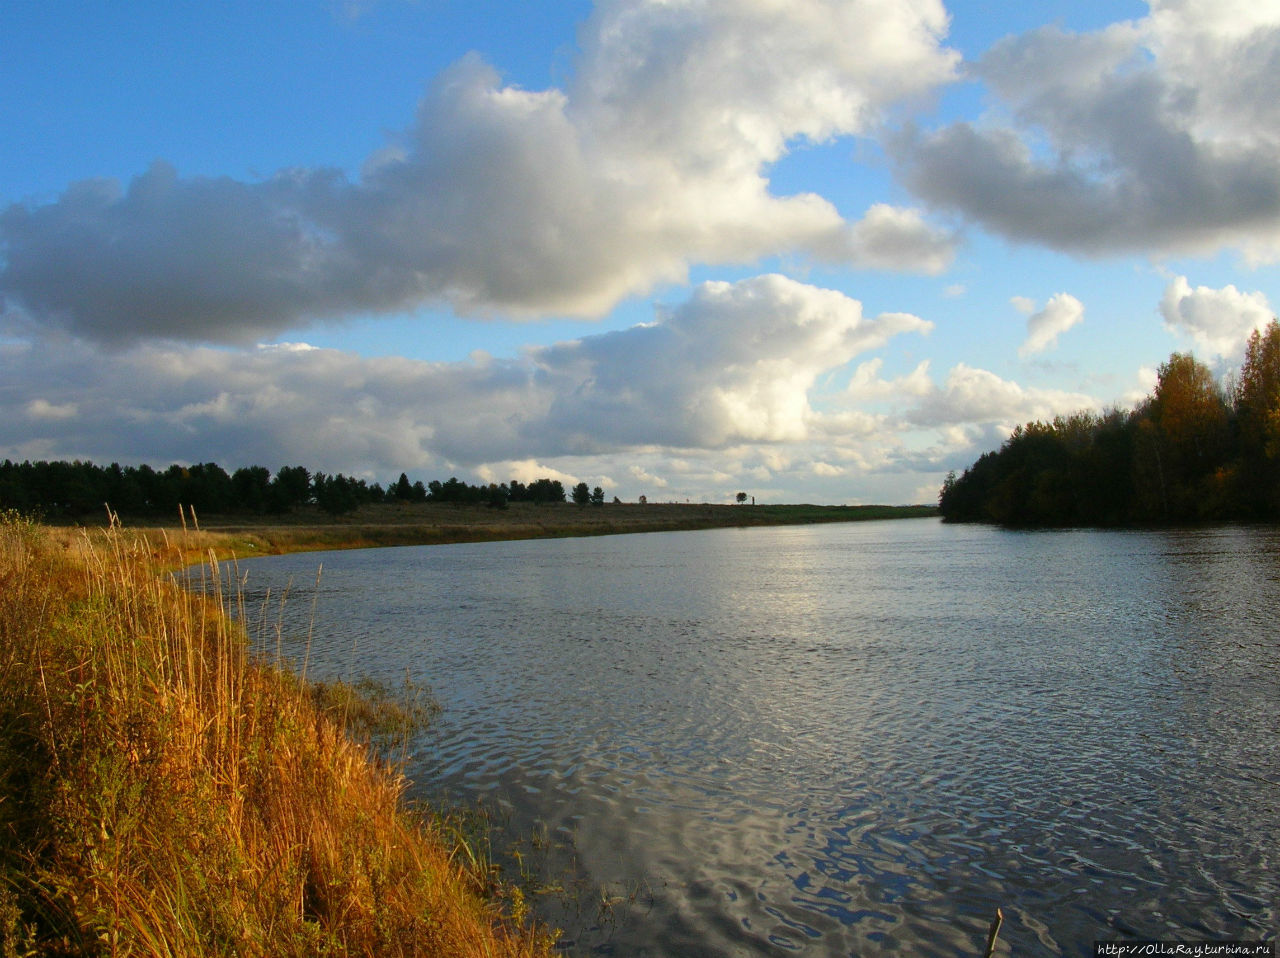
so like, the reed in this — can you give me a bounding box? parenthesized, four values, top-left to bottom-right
(0, 510, 555, 956)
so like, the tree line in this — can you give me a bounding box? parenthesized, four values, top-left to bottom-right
(940, 320, 1280, 526)
(0, 460, 582, 518)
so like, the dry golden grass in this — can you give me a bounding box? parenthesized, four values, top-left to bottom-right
(0, 510, 555, 956)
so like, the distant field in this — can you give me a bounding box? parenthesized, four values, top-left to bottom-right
(128, 500, 939, 557)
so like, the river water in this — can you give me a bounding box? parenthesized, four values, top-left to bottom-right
(234, 518, 1279, 956)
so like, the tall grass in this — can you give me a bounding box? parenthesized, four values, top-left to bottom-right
(0, 510, 555, 956)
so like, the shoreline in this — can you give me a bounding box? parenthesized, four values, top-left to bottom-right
(112, 500, 939, 562)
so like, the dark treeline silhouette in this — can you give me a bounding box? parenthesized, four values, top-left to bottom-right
(0, 460, 569, 519)
(426, 476, 567, 507)
(570, 482, 606, 506)
(940, 320, 1280, 526)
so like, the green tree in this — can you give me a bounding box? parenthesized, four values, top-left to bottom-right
(940, 410, 1139, 526)
(312, 472, 360, 516)
(526, 478, 565, 503)
(393, 472, 414, 501)
(269, 466, 311, 512)
(103, 463, 146, 515)
(938, 472, 957, 509)
(185, 463, 234, 514)
(571, 482, 591, 505)
(590, 486, 605, 506)
(232, 466, 271, 513)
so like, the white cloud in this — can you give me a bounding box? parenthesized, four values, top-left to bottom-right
(908, 363, 1098, 428)
(811, 408, 887, 439)
(257, 341, 318, 353)
(1159, 275, 1274, 357)
(574, 0, 957, 164)
(25, 399, 78, 421)
(896, 1, 1280, 259)
(475, 460, 580, 488)
(0, 0, 959, 344)
(628, 465, 669, 489)
(842, 204, 956, 274)
(0, 275, 932, 474)
(846, 358, 933, 401)
(527, 274, 933, 449)
(1018, 292, 1085, 357)
(1123, 365, 1162, 406)
(912, 480, 943, 504)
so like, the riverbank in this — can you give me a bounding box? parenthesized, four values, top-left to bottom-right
(116, 500, 939, 562)
(0, 511, 555, 956)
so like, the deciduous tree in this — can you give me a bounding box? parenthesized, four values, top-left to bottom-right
(1234, 319, 1280, 515)
(1132, 353, 1228, 520)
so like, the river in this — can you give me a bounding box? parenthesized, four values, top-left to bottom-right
(234, 518, 1279, 956)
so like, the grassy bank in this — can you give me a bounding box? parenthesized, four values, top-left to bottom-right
(127, 500, 939, 559)
(0, 511, 554, 956)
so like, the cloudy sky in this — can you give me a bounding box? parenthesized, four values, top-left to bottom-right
(3, 0, 1279, 505)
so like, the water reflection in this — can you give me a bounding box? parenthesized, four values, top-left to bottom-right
(238, 520, 1280, 956)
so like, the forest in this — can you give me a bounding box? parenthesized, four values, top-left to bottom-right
(0, 459, 574, 518)
(940, 320, 1280, 526)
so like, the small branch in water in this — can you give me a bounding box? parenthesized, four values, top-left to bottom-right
(982, 907, 1004, 958)
(1242, 771, 1280, 788)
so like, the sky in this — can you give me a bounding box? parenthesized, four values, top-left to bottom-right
(3, 0, 1279, 505)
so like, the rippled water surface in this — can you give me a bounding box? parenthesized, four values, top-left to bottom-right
(238, 519, 1279, 955)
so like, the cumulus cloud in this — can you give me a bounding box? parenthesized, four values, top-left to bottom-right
(842, 204, 955, 274)
(1120, 364, 1162, 407)
(846, 357, 933, 401)
(528, 274, 933, 449)
(0, 275, 931, 473)
(1018, 292, 1084, 356)
(811, 408, 887, 440)
(0, 0, 958, 344)
(474, 459, 582, 488)
(895, 1, 1280, 259)
(907, 363, 1097, 428)
(627, 465, 669, 489)
(1159, 275, 1274, 357)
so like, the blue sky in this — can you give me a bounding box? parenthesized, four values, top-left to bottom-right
(3, 0, 1278, 504)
